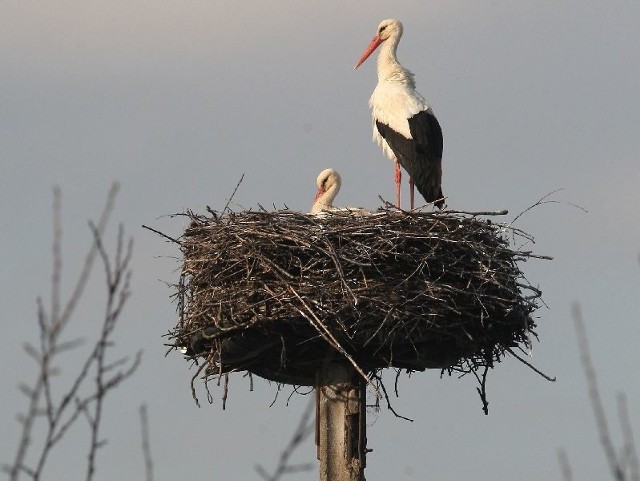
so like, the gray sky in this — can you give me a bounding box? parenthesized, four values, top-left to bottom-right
(2, 1, 640, 480)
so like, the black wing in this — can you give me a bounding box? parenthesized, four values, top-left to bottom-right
(376, 110, 444, 208)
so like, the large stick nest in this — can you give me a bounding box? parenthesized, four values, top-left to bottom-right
(169, 208, 545, 390)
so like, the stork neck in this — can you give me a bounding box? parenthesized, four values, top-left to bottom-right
(314, 183, 339, 211)
(322, 185, 338, 206)
(376, 36, 412, 84)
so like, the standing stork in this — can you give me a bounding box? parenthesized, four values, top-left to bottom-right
(354, 18, 444, 210)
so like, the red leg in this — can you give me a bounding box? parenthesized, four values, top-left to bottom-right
(394, 159, 401, 209)
(409, 177, 415, 210)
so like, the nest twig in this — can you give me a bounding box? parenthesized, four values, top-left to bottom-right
(165, 207, 548, 406)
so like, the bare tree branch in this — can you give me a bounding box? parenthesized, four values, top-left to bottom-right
(573, 304, 624, 481)
(617, 393, 640, 481)
(255, 398, 316, 481)
(139, 405, 154, 481)
(557, 448, 573, 481)
(3, 184, 140, 481)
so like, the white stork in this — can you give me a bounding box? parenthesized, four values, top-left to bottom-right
(354, 18, 444, 210)
(311, 168, 342, 213)
(310, 168, 371, 216)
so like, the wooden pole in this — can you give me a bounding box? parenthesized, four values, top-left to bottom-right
(316, 360, 367, 481)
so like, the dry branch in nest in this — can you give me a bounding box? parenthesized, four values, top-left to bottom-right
(165, 207, 548, 405)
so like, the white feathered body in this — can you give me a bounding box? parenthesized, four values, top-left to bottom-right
(370, 77, 433, 162)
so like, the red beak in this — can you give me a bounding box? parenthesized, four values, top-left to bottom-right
(314, 186, 325, 202)
(354, 35, 383, 69)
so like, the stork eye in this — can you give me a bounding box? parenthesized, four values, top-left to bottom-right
(379, 25, 387, 33)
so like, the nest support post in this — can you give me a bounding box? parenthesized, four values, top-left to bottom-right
(316, 359, 367, 481)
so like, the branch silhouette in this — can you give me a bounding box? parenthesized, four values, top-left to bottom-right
(560, 305, 639, 481)
(3, 184, 141, 481)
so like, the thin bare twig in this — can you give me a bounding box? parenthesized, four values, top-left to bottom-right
(4, 184, 140, 481)
(141, 224, 181, 245)
(506, 348, 556, 382)
(59, 183, 119, 326)
(255, 398, 316, 481)
(471, 363, 490, 415)
(557, 448, 574, 481)
(573, 304, 624, 481)
(510, 188, 587, 226)
(139, 405, 154, 481)
(222, 174, 245, 214)
(373, 373, 413, 422)
(618, 393, 640, 481)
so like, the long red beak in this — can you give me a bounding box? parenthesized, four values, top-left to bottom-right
(313, 186, 325, 202)
(354, 35, 382, 70)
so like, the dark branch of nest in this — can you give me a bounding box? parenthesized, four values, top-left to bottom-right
(160, 207, 548, 413)
(471, 363, 490, 416)
(221, 174, 245, 213)
(370, 371, 413, 422)
(141, 225, 180, 245)
(510, 188, 588, 226)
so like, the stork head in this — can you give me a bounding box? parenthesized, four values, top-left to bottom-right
(311, 168, 343, 213)
(354, 19, 403, 69)
(314, 168, 341, 202)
